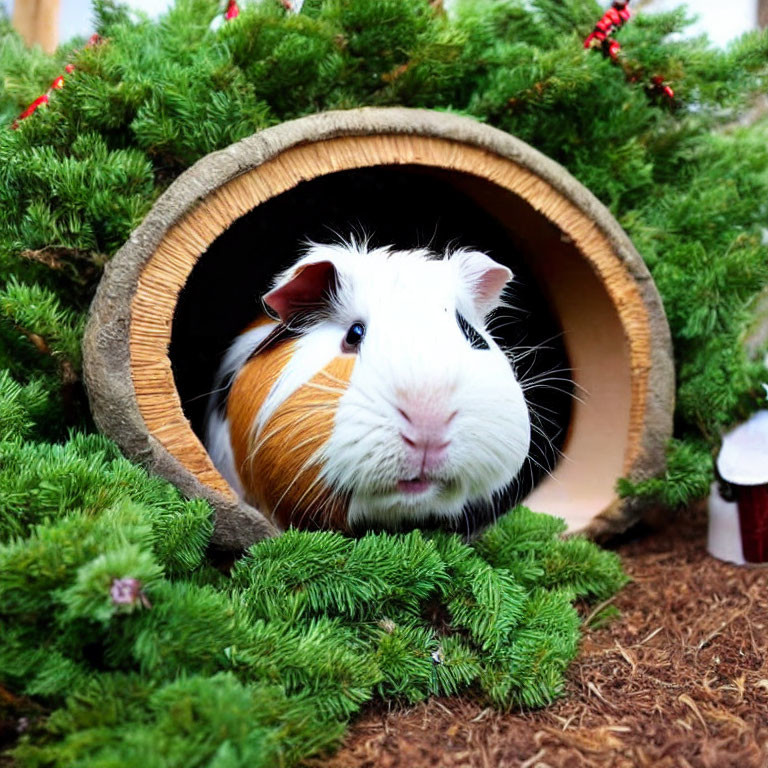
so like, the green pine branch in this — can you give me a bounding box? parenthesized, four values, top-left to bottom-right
(1, 0, 768, 763)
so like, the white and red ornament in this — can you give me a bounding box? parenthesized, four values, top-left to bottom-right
(708, 410, 768, 565)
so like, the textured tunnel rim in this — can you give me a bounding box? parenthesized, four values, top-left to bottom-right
(82, 107, 674, 549)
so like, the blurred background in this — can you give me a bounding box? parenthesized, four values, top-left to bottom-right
(2, 0, 766, 53)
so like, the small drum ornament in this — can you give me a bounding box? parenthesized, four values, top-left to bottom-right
(709, 410, 768, 565)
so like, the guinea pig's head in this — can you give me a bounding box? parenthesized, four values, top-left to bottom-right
(243, 241, 530, 530)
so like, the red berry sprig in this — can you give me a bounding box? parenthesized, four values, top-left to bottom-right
(584, 1, 675, 105)
(647, 74, 675, 102)
(12, 34, 102, 129)
(584, 0, 631, 62)
(11, 1, 245, 129)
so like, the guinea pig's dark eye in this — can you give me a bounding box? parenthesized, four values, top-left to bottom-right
(456, 311, 489, 351)
(342, 321, 366, 353)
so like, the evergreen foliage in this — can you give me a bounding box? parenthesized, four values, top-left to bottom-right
(2, 463, 625, 764)
(1, 0, 767, 763)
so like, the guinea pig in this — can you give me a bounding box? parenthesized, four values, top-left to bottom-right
(204, 240, 531, 531)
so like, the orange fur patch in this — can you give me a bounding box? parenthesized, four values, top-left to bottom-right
(228, 345, 355, 530)
(244, 315, 277, 332)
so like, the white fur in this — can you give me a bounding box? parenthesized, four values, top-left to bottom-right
(205, 241, 531, 528)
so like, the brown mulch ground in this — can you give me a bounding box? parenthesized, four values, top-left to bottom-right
(319, 506, 768, 768)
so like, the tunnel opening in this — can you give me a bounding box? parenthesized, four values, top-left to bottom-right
(170, 165, 574, 528)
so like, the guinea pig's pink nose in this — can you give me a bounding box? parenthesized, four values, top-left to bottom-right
(398, 402, 456, 473)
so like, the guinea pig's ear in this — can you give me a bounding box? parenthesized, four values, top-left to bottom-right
(452, 250, 513, 316)
(262, 260, 338, 323)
